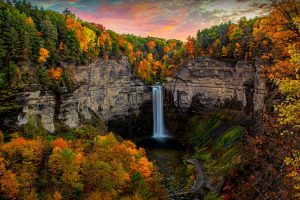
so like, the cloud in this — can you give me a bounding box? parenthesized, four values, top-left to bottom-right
(28, 0, 263, 40)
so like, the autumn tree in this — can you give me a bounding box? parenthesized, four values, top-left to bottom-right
(49, 146, 84, 199)
(185, 36, 195, 59)
(148, 40, 156, 50)
(235, 1, 300, 198)
(48, 67, 63, 80)
(1, 137, 45, 199)
(0, 156, 19, 200)
(38, 47, 49, 62)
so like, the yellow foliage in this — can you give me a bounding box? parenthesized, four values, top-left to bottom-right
(222, 46, 228, 57)
(284, 151, 300, 194)
(83, 26, 96, 48)
(38, 47, 49, 62)
(26, 17, 34, 26)
(147, 53, 153, 62)
(66, 16, 97, 52)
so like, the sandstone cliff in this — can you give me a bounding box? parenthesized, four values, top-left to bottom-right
(16, 57, 151, 133)
(165, 58, 266, 114)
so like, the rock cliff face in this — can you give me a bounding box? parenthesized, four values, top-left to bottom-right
(165, 58, 266, 114)
(17, 58, 151, 133)
(11, 57, 266, 134)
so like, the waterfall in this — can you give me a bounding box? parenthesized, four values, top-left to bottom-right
(152, 84, 167, 138)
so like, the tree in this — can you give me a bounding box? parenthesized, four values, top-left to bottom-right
(48, 67, 62, 80)
(62, 8, 72, 16)
(213, 38, 221, 57)
(185, 36, 195, 59)
(38, 47, 49, 62)
(49, 147, 84, 199)
(1, 137, 44, 199)
(40, 18, 57, 54)
(236, 1, 300, 198)
(148, 40, 155, 50)
(0, 156, 19, 200)
(222, 46, 228, 57)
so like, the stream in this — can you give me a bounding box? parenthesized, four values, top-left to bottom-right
(137, 137, 190, 199)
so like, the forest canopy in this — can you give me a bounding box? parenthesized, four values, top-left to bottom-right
(0, 0, 299, 199)
(0, 0, 282, 87)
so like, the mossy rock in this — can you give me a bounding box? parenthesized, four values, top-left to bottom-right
(187, 112, 225, 147)
(214, 125, 246, 150)
(21, 117, 48, 139)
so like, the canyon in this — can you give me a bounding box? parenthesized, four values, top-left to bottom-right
(7, 57, 266, 133)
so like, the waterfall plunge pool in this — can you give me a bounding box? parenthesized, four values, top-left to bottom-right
(137, 137, 188, 198)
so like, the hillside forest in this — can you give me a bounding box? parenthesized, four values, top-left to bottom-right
(0, 0, 299, 200)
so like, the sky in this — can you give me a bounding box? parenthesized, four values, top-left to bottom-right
(28, 0, 265, 41)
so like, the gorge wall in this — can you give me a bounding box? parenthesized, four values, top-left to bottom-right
(165, 58, 266, 115)
(2, 57, 266, 134)
(16, 57, 151, 133)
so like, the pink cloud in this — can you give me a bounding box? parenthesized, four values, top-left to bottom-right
(37, 0, 262, 41)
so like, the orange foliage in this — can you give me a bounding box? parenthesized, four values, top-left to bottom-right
(91, 23, 106, 32)
(0, 157, 19, 200)
(257, 2, 300, 79)
(38, 47, 49, 62)
(58, 42, 64, 51)
(127, 42, 134, 52)
(262, 40, 269, 46)
(235, 43, 241, 55)
(164, 46, 171, 54)
(169, 41, 177, 49)
(26, 17, 34, 26)
(52, 191, 62, 200)
(185, 36, 195, 59)
(0, 130, 164, 199)
(1, 137, 44, 199)
(228, 24, 242, 41)
(137, 60, 151, 81)
(152, 61, 160, 75)
(1, 137, 44, 166)
(261, 53, 272, 61)
(209, 47, 213, 55)
(36, 31, 42, 37)
(135, 50, 142, 58)
(213, 39, 221, 48)
(0, 131, 3, 145)
(51, 138, 69, 149)
(98, 31, 112, 59)
(162, 55, 169, 63)
(148, 40, 156, 50)
(48, 67, 63, 80)
(66, 16, 96, 52)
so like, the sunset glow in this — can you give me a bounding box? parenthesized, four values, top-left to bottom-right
(28, 0, 263, 40)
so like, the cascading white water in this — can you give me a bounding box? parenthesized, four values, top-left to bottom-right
(152, 84, 167, 138)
